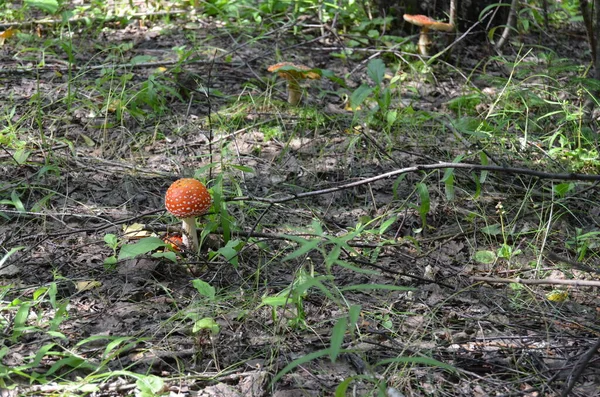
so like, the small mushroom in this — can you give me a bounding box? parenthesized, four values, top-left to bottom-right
(163, 234, 184, 252)
(403, 14, 454, 56)
(267, 62, 320, 105)
(165, 178, 212, 251)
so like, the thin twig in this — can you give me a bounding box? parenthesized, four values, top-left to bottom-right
(560, 336, 600, 397)
(231, 162, 600, 204)
(472, 276, 600, 287)
(207, 50, 216, 181)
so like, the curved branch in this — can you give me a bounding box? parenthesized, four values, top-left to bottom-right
(233, 162, 600, 204)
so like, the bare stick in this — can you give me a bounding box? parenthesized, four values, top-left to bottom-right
(232, 162, 600, 204)
(472, 276, 600, 287)
(560, 336, 600, 397)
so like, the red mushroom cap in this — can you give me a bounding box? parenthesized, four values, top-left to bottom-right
(163, 234, 184, 252)
(165, 178, 212, 218)
(403, 14, 454, 31)
(403, 14, 435, 26)
(267, 62, 321, 80)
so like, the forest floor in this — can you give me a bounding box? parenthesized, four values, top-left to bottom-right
(1, 3, 600, 397)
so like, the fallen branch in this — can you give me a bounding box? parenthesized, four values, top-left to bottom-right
(232, 162, 600, 204)
(560, 336, 600, 397)
(472, 276, 600, 287)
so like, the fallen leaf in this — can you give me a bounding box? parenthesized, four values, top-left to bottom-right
(76, 280, 102, 291)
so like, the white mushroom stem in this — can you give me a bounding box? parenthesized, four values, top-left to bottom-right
(418, 27, 431, 56)
(181, 217, 199, 251)
(287, 79, 302, 105)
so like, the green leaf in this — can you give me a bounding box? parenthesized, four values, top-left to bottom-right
(472, 172, 482, 199)
(191, 279, 216, 300)
(0, 246, 25, 268)
(386, 110, 397, 126)
(349, 84, 373, 109)
(320, 69, 346, 87)
(324, 244, 341, 270)
(376, 356, 456, 373)
(46, 331, 67, 339)
(260, 293, 291, 308)
(13, 149, 31, 165)
(497, 244, 513, 259)
(283, 238, 320, 261)
(45, 356, 96, 376)
(348, 305, 361, 329)
(416, 183, 430, 229)
(23, 343, 57, 370)
(335, 378, 354, 397)
(151, 251, 177, 262)
(367, 58, 385, 85)
(334, 260, 380, 275)
(481, 224, 501, 235)
(33, 286, 48, 301)
(479, 152, 488, 184)
(103, 233, 118, 249)
(443, 155, 463, 202)
(104, 336, 135, 359)
(329, 317, 347, 362)
(10, 191, 26, 212)
(379, 216, 396, 235)
(230, 164, 255, 173)
(25, 0, 59, 14)
(117, 237, 165, 260)
(270, 348, 332, 387)
(453, 117, 494, 138)
(80, 133, 96, 147)
(392, 174, 407, 200)
(12, 302, 31, 341)
(443, 171, 455, 201)
(49, 302, 67, 331)
(474, 250, 496, 264)
(130, 55, 155, 65)
(192, 317, 220, 334)
(215, 239, 242, 267)
(367, 29, 379, 39)
(136, 375, 164, 397)
(553, 182, 574, 198)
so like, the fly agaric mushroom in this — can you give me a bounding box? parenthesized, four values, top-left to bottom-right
(165, 178, 212, 251)
(267, 62, 320, 106)
(403, 14, 454, 56)
(163, 234, 184, 252)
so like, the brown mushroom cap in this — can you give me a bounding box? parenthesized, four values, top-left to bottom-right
(165, 178, 212, 218)
(403, 14, 454, 32)
(267, 62, 321, 80)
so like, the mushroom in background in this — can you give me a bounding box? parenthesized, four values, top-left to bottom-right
(403, 14, 454, 56)
(165, 178, 212, 251)
(267, 62, 320, 105)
